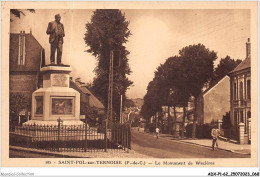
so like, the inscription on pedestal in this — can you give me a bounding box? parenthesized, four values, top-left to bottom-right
(52, 74, 68, 87)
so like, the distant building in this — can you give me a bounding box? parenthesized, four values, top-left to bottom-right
(229, 38, 251, 144)
(9, 31, 44, 113)
(70, 78, 105, 118)
(197, 76, 230, 124)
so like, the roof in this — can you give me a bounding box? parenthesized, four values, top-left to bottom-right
(70, 80, 104, 109)
(203, 75, 230, 96)
(229, 57, 251, 74)
(80, 86, 105, 109)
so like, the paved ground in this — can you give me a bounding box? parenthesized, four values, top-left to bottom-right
(9, 146, 150, 158)
(179, 138, 251, 154)
(149, 131, 251, 155)
(131, 130, 250, 158)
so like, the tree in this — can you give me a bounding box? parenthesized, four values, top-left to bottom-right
(125, 99, 136, 108)
(141, 79, 162, 129)
(211, 56, 242, 86)
(9, 92, 29, 130)
(84, 10, 133, 122)
(141, 44, 216, 138)
(178, 44, 217, 139)
(10, 9, 35, 22)
(166, 56, 190, 138)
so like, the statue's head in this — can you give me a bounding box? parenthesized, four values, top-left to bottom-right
(55, 14, 61, 23)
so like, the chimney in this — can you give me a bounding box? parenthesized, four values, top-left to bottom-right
(30, 28, 32, 35)
(246, 38, 251, 59)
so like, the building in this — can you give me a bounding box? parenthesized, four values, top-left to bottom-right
(9, 31, 44, 120)
(229, 38, 251, 144)
(70, 79, 105, 120)
(197, 76, 230, 124)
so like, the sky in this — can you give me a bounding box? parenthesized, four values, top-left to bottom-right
(10, 9, 250, 99)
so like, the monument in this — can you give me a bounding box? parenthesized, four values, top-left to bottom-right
(23, 14, 84, 126)
(46, 14, 65, 65)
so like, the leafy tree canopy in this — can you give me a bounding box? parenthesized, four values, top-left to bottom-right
(211, 56, 242, 86)
(179, 44, 217, 98)
(10, 9, 35, 22)
(84, 9, 133, 122)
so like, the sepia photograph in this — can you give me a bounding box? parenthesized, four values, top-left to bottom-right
(1, 1, 258, 173)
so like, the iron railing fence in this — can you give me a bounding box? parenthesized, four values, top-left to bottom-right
(10, 121, 131, 152)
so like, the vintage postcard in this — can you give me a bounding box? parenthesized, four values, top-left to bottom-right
(1, 1, 259, 175)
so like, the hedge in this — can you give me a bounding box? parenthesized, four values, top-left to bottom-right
(185, 123, 215, 139)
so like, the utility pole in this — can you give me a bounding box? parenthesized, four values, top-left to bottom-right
(120, 94, 123, 124)
(105, 50, 120, 152)
(105, 51, 114, 152)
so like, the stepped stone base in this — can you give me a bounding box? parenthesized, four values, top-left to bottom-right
(23, 120, 85, 126)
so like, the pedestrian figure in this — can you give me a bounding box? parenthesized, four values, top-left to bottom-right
(155, 127, 159, 139)
(211, 125, 220, 150)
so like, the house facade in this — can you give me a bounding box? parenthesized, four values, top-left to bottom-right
(9, 31, 44, 117)
(229, 38, 251, 144)
(197, 76, 230, 124)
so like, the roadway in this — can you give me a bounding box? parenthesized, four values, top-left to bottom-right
(131, 131, 250, 158)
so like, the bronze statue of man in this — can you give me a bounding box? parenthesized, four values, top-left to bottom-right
(46, 14, 65, 65)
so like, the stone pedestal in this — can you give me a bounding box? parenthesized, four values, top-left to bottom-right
(239, 123, 245, 144)
(23, 66, 84, 126)
(248, 118, 251, 142)
(218, 119, 222, 131)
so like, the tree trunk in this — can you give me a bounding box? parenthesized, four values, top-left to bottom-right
(154, 115, 156, 129)
(181, 106, 186, 138)
(167, 105, 171, 134)
(173, 106, 177, 137)
(192, 97, 198, 139)
(158, 112, 162, 132)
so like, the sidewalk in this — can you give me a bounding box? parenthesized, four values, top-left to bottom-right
(10, 146, 151, 158)
(158, 133, 251, 155)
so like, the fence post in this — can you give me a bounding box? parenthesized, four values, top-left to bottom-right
(85, 117, 87, 152)
(57, 118, 62, 152)
(218, 119, 222, 132)
(105, 119, 107, 152)
(248, 118, 251, 142)
(239, 123, 245, 144)
(129, 125, 131, 150)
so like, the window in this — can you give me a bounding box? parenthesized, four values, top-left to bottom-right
(247, 80, 251, 99)
(234, 111, 238, 125)
(239, 82, 243, 100)
(18, 33, 26, 65)
(234, 83, 237, 100)
(240, 110, 244, 123)
(247, 111, 251, 118)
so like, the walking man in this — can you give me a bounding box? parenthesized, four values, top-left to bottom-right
(211, 125, 220, 150)
(46, 14, 65, 65)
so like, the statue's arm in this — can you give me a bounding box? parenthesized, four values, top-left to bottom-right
(46, 22, 53, 34)
(62, 24, 65, 37)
